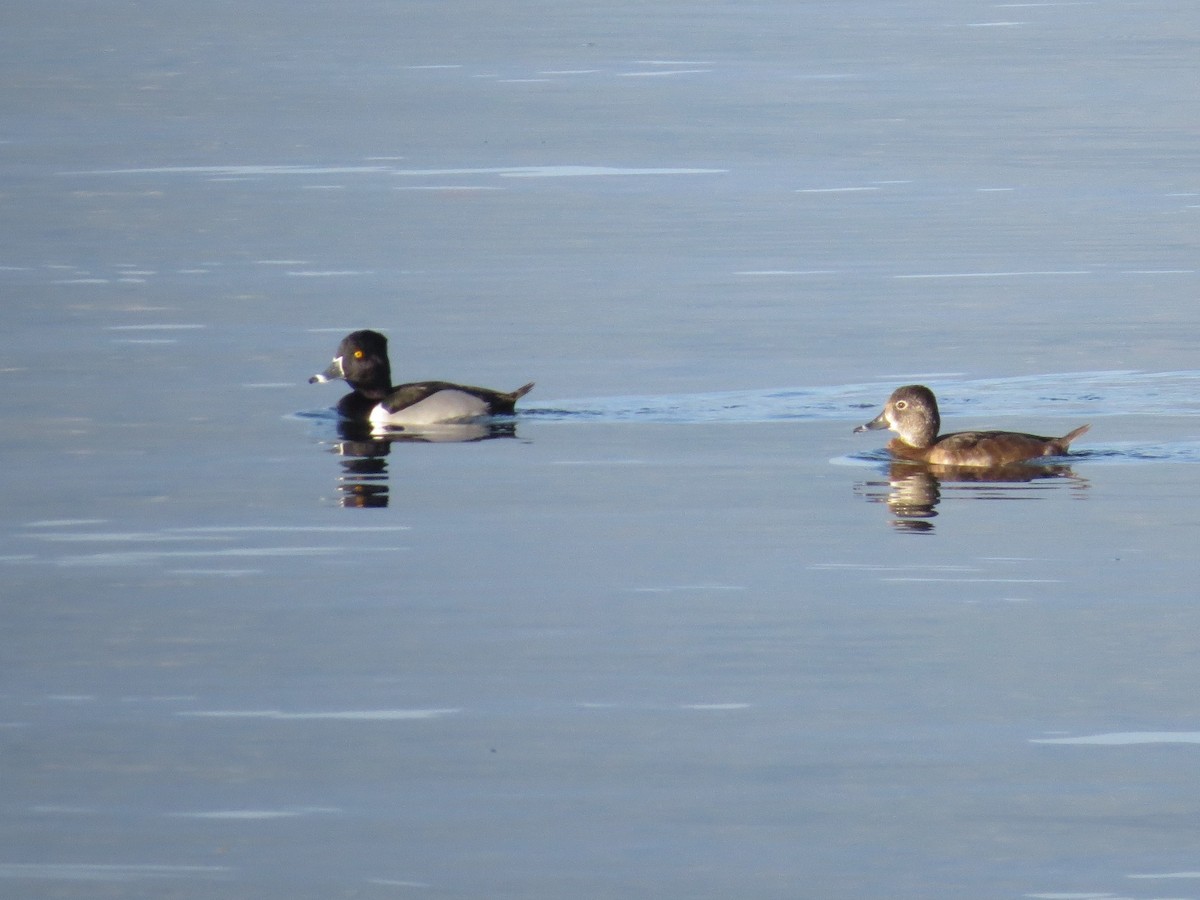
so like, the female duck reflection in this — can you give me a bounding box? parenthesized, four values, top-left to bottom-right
(853, 461, 1087, 533)
(853, 385, 1090, 532)
(309, 330, 534, 509)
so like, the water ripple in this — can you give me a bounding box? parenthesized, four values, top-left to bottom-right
(524, 370, 1200, 424)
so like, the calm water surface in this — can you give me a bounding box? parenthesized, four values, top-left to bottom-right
(3, 2, 1200, 898)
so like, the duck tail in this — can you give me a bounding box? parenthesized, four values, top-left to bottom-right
(1053, 423, 1090, 451)
(510, 382, 535, 400)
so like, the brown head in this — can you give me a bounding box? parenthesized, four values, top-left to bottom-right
(854, 384, 941, 448)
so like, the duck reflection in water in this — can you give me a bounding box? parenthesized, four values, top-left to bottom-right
(854, 461, 1087, 533)
(328, 418, 520, 509)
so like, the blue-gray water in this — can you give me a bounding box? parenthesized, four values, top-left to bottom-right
(3, 2, 1200, 898)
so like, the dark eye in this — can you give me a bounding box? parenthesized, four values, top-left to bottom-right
(895, 400, 907, 410)
(353, 350, 364, 359)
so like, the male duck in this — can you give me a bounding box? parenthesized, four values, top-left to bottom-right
(310, 330, 534, 428)
(855, 384, 1089, 467)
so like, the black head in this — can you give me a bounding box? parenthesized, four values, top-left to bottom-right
(309, 330, 393, 398)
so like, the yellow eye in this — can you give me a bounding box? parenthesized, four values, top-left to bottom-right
(353, 350, 364, 359)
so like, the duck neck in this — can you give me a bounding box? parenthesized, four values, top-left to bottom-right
(901, 410, 940, 448)
(354, 382, 391, 401)
(348, 361, 392, 400)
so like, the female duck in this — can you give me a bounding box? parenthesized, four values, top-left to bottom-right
(855, 384, 1088, 467)
(310, 330, 534, 428)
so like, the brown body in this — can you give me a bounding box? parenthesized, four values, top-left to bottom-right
(855, 384, 1089, 467)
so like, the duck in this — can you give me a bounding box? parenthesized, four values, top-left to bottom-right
(854, 384, 1089, 467)
(309, 330, 534, 428)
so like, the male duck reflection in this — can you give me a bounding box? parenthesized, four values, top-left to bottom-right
(855, 384, 1089, 467)
(310, 330, 534, 429)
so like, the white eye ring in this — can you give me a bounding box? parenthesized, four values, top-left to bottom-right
(895, 400, 907, 410)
